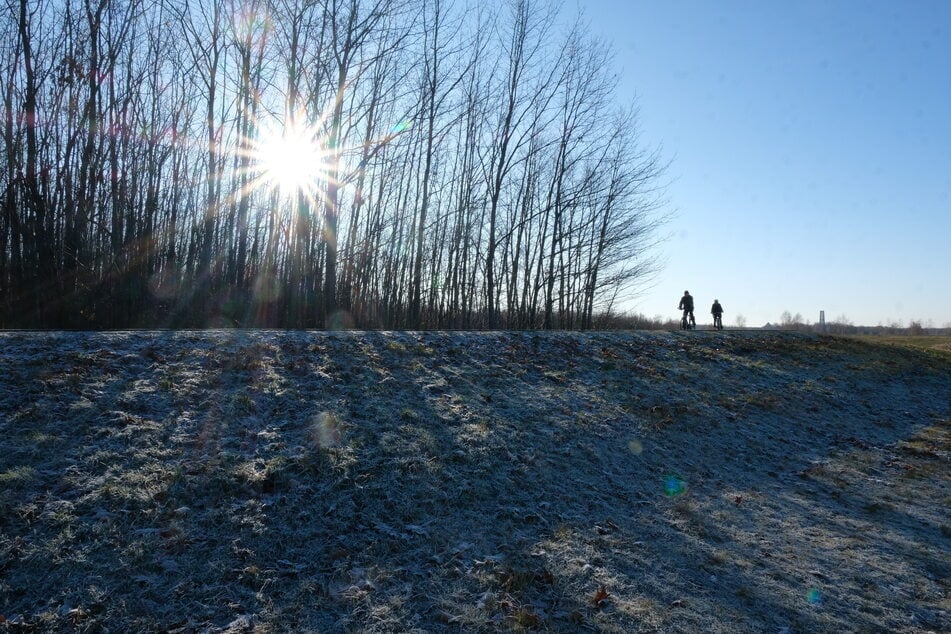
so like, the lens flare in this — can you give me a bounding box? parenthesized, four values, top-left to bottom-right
(664, 475, 687, 497)
(390, 120, 413, 134)
(312, 411, 342, 448)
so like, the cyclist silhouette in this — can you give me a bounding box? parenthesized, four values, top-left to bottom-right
(711, 299, 724, 330)
(678, 291, 695, 330)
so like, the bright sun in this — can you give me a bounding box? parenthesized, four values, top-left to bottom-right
(254, 118, 327, 197)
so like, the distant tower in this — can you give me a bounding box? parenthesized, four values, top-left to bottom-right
(819, 310, 826, 332)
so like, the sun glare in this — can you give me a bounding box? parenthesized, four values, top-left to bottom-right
(254, 119, 327, 197)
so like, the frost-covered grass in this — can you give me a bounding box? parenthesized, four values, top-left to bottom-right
(0, 330, 948, 632)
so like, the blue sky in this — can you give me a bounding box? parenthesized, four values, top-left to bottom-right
(583, 0, 951, 327)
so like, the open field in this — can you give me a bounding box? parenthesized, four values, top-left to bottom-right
(848, 335, 951, 356)
(1, 330, 949, 632)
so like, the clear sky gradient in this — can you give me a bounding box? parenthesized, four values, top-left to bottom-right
(584, 0, 950, 328)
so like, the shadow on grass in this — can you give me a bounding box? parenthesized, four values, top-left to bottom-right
(0, 330, 948, 631)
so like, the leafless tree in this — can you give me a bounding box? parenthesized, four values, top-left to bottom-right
(0, 0, 667, 329)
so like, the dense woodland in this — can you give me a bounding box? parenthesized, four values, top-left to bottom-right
(0, 0, 666, 329)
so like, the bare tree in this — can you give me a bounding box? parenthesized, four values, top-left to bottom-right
(0, 0, 668, 329)
(319, 0, 395, 323)
(14, 0, 54, 321)
(481, 0, 560, 328)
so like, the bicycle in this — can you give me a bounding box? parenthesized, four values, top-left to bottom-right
(713, 313, 723, 330)
(680, 308, 695, 330)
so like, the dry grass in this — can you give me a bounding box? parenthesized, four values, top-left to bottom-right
(848, 334, 951, 355)
(0, 330, 948, 632)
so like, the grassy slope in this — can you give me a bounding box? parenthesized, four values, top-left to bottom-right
(0, 330, 948, 633)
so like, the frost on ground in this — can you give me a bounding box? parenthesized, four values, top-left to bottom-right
(0, 330, 948, 633)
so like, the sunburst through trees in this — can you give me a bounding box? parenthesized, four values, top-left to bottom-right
(0, 0, 667, 329)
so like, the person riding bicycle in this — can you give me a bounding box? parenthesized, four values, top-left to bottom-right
(678, 290, 695, 329)
(711, 299, 724, 330)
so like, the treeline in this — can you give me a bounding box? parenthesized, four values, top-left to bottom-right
(0, 0, 665, 329)
(773, 317, 949, 336)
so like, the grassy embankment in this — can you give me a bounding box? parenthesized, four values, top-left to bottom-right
(1, 330, 948, 632)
